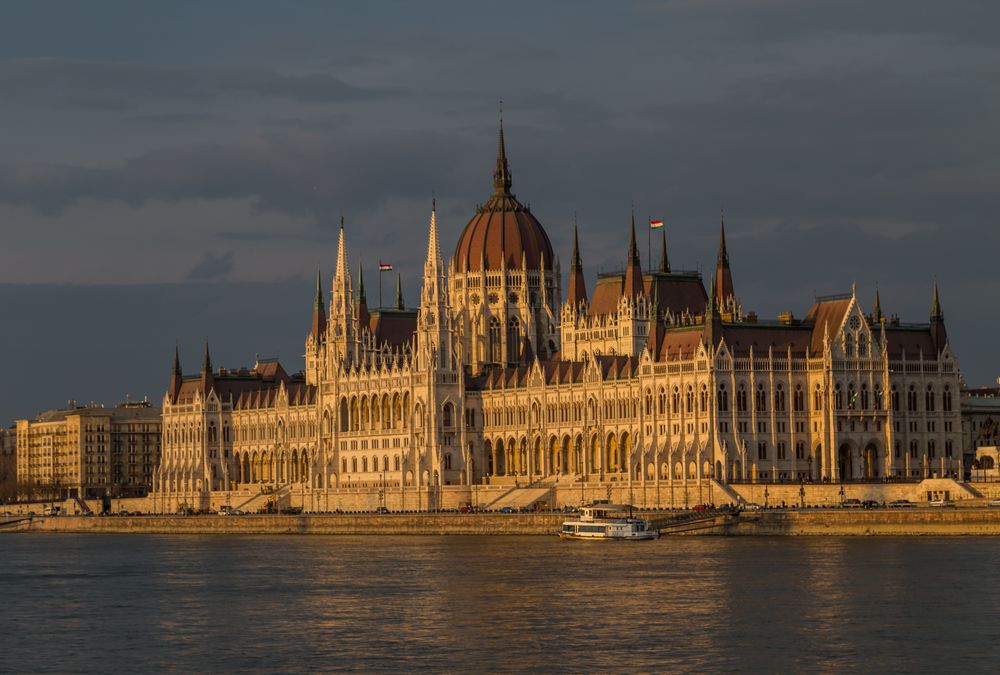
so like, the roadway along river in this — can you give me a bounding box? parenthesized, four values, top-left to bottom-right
(2, 535, 998, 673)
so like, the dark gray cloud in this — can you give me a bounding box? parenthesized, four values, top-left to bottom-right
(0, 57, 392, 109)
(188, 250, 235, 280)
(0, 0, 999, 420)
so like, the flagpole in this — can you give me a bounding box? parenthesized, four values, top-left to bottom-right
(647, 215, 651, 272)
(379, 266, 383, 310)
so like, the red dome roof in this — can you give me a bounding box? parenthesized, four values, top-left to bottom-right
(452, 124, 554, 273)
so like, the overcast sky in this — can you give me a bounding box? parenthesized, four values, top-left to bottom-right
(1, 0, 998, 422)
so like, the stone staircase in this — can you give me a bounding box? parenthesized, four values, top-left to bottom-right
(711, 480, 743, 505)
(482, 485, 555, 511)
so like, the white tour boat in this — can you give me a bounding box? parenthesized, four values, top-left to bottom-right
(559, 504, 660, 540)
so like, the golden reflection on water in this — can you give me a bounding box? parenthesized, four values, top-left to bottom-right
(3, 534, 1000, 673)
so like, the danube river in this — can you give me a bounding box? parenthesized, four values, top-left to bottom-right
(3, 535, 999, 673)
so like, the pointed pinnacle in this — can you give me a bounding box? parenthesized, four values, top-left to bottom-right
(659, 230, 670, 274)
(395, 272, 404, 310)
(931, 281, 943, 320)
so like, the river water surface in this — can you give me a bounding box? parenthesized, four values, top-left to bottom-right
(2, 535, 999, 673)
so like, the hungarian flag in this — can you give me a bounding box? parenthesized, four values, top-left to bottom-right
(378, 262, 393, 271)
(649, 219, 664, 229)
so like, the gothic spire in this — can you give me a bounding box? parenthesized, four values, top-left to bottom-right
(872, 285, 883, 323)
(717, 213, 729, 265)
(492, 103, 513, 195)
(714, 213, 735, 308)
(623, 209, 644, 299)
(659, 230, 670, 274)
(425, 198, 441, 269)
(567, 221, 588, 307)
(310, 268, 326, 340)
(931, 281, 943, 321)
(200, 341, 214, 394)
(356, 261, 366, 304)
(169, 345, 183, 403)
(173, 344, 182, 378)
(395, 272, 404, 310)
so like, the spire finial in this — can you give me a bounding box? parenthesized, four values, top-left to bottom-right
(395, 272, 404, 310)
(873, 284, 883, 323)
(492, 105, 512, 194)
(931, 280, 943, 321)
(314, 267, 323, 308)
(202, 341, 212, 374)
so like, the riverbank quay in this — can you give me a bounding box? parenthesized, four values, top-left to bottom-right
(4, 508, 1000, 536)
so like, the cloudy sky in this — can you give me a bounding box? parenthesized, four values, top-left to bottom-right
(1, 0, 997, 421)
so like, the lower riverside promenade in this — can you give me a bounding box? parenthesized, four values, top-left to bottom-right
(6, 506, 1000, 536)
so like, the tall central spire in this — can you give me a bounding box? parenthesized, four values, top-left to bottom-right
(492, 103, 513, 195)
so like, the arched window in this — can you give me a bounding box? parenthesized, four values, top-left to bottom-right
(444, 453, 452, 470)
(925, 385, 935, 412)
(362, 457, 368, 472)
(658, 387, 666, 415)
(861, 384, 869, 410)
(737, 384, 748, 413)
(755, 384, 767, 413)
(717, 384, 729, 412)
(699, 385, 708, 413)
(891, 385, 900, 412)
(943, 386, 952, 412)
(672, 387, 680, 415)
(814, 384, 822, 411)
(685, 386, 694, 414)
(858, 332, 867, 357)
(489, 318, 502, 363)
(835, 383, 843, 410)
(847, 383, 856, 410)
(443, 402, 454, 428)
(507, 316, 521, 362)
(794, 384, 804, 412)
(775, 384, 785, 412)
(874, 385, 883, 410)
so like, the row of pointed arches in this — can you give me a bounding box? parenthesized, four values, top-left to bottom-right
(338, 392, 411, 433)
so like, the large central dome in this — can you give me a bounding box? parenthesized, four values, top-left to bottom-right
(453, 123, 554, 273)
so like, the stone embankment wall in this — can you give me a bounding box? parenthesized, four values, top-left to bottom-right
(7, 513, 565, 535)
(716, 508, 1000, 536)
(5, 508, 1000, 536)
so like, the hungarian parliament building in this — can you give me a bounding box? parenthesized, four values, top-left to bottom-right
(155, 122, 963, 511)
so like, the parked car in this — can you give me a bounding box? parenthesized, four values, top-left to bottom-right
(929, 499, 956, 508)
(459, 505, 475, 513)
(500, 506, 516, 513)
(840, 499, 863, 508)
(888, 499, 915, 508)
(861, 500, 880, 510)
(988, 498, 1000, 508)
(375, 506, 389, 514)
(217, 507, 233, 516)
(118, 509, 132, 516)
(692, 504, 711, 512)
